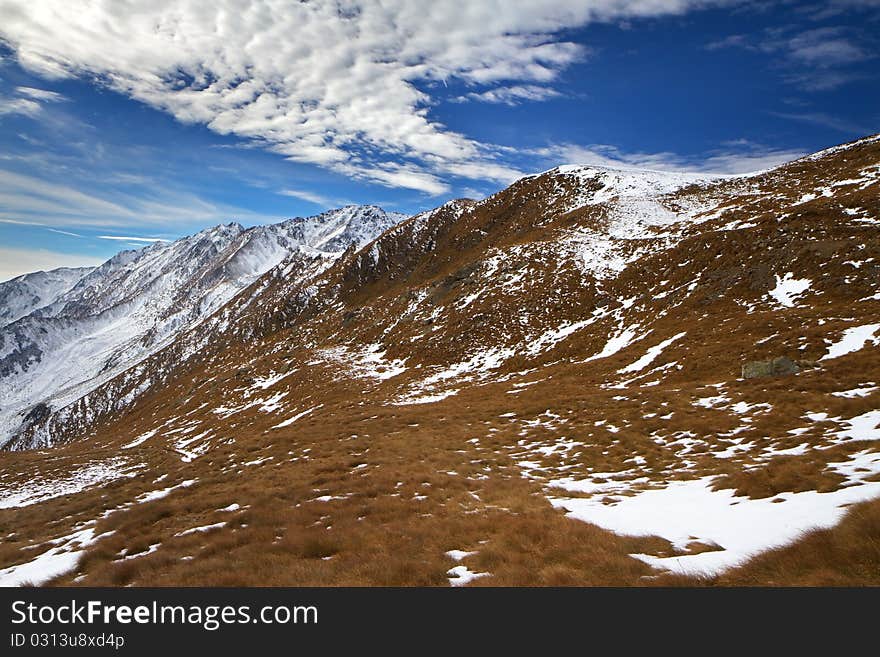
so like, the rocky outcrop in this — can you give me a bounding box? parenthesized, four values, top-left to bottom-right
(742, 356, 800, 379)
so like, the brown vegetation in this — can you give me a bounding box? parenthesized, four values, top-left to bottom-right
(1, 135, 879, 586)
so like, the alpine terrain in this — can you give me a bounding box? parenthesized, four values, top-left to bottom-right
(1, 135, 879, 586)
(0, 206, 404, 450)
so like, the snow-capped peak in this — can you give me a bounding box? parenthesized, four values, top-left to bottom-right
(548, 165, 718, 202)
(0, 205, 407, 447)
(0, 267, 93, 328)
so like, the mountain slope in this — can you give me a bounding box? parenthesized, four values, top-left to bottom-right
(0, 205, 405, 448)
(0, 135, 878, 586)
(0, 267, 93, 328)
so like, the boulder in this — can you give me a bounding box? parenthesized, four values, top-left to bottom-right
(742, 356, 800, 379)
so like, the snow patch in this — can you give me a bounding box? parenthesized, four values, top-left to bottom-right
(447, 565, 489, 587)
(175, 522, 227, 537)
(585, 327, 647, 362)
(551, 475, 880, 576)
(0, 527, 107, 587)
(821, 323, 880, 360)
(0, 458, 136, 509)
(618, 332, 686, 374)
(122, 429, 157, 449)
(272, 404, 323, 429)
(768, 273, 811, 308)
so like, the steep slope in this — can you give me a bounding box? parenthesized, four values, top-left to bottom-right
(0, 135, 878, 586)
(0, 205, 404, 448)
(0, 266, 93, 328)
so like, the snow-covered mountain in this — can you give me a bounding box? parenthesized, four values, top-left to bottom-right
(0, 205, 405, 447)
(1, 136, 879, 587)
(0, 267, 93, 328)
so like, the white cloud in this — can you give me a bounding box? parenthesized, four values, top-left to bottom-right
(452, 84, 563, 105)
(0, 218, 45, 226)
(0, 168, 276, 228)
(46, 227, 83, 237)
(707, 25, 874, 91)
(0, 168, 135, 219)
(0, 97, 42, 118)
(699, 146, 807, 174)
(770, 111, 871, 135)
(537, 140, 806, 175)
(0, 246, 102, 283)
(278, 188, 335, 207)
(786, 28, 868, 66)
(96, 235, 167, 242)
(801, 0, 880, 20)
(15, 86, 67, 102)
(338, 162, 451, 196)
(0, 0, 732, 193)
(0, 85, 67, 118)
(540, 143, 688, 172)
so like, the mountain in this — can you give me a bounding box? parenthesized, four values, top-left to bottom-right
(0, 136, 878, 586)
(0, 266, 93, 328)
(0, 205, 405, 449)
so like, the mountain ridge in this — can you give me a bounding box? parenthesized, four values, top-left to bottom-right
(0, 134, 878, 586)
(0, 205, 406, 448)
(0, 266, 94, 328)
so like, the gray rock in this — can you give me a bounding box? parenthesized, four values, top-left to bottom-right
(742, 356, 801, 379)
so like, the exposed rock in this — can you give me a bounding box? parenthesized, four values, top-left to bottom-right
(21, 402, 51, 428)
(742, 356, 800, 379)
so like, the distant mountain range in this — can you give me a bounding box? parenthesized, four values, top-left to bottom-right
(0, 205, 404, 448)
(0, 267, 95, 328)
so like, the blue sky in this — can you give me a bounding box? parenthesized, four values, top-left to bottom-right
(0, 0, 878, 281)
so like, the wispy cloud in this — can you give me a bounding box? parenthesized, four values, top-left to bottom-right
(15, 86, 67, 103)
(699, 142, 808, 174)
(796, 0, 880, 22)
(0, 97, 42, 118)
(451, 85, 563, 106)
(0, 85, 67, 118)
(536, 139, 807, 175)
(536, 143, 686, 172)
(278, 188, 338, 207)
(707, 25, 875, 91)
(96, 235, 167, 243)
(785, 27, 869, 66)
(0, 246, 102, 283)
(0, 217, 44, 226)
(46, 227, 82, 237)
(0, 168, 134, 220)
(769, 110, 872, 134)
(0, 168, 276, 229)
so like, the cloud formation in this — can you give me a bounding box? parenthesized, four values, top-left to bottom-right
(0, 0, 732, 194)
(538, 140, 806, 175)
(0, 85, 66, 118)
(451, 85, 564, 106)
(15, 86, 67, 103)
(278, 188, 340, 207)
(0, 168, 274, 228)
(0, 97, 41, 118)
(0, 246, 102, 282)
(707, 24, 875, 90)
(96, 235, 167, 242)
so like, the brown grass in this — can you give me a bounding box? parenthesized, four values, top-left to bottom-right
(2, 137, 879, 586)
(717, 498, 880, 586)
